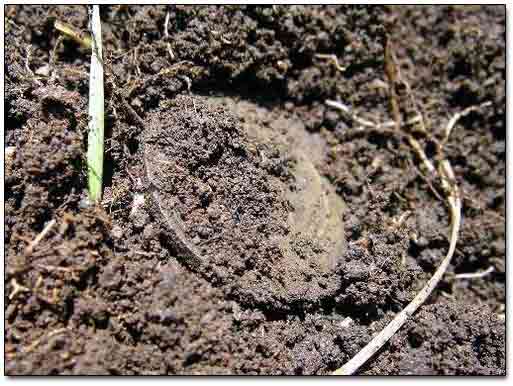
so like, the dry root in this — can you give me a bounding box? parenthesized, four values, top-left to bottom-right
(454, 266, 495, 280)
(24, 328, 70, 354)
(54, 20, 92, 49)
(315, 53, 346, 72)
(327, 64, 491, 375)
(24, 219, 56, 256)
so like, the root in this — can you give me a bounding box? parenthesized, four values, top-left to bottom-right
(25, 45, 34, 76)
(8, 278, 29, 300)
(454, 266, 495, 280)
(164, 11, 175, 61)
(326, 38, 492, 374)
(24, 219, 56, 256)
(315, 54, 346, 72)
(442, 101, 493, 145)
(164, 11, 170, 39)
(24, 328, 70, 354)
(133, 46, 142, 77)
(325, 100, 376, 129)
(407, 159, 444, 202)
(332, 152, 461, 376)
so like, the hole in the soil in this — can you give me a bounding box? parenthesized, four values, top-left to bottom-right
(62, 293, 75, 322)
(183, 352, 202, 367)
(490, 113, 506, 140)
(343, 58, 383, 79)
(449, 82, 479, 108)
(424, 140, 437, 160)
(463, 169, 485, 187)
(125, 323, 143, 345)
(408, 331, 424, 349)
(158, 232, 182, 257)
(449, 58, 473, 80)
(195, 71, 288, 102)
(29, 18, 56, 51)
(102, 155, 115, 190)
(58, 39, 89, 64)
(74, 266, 100, 292)
(44, 101, 66, 119)
(126, 137, 139, 155)
(41, 100, 78, 131)
(367, 132, 391, 149)
(93, 316, 110, 330)
(487, 193, 504, 211)
(436, 280, 452, 296)
(408, 241, 423, 259)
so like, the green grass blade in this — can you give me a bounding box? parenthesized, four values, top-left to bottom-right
(87, 5, 104, 202)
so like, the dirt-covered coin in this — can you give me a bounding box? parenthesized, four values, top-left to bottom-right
(144, 95, 346, 310)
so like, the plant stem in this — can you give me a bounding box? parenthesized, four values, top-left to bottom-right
(87, 5, 104, 202)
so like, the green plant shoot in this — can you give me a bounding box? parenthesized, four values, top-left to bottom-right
(87, 5, 104, 202)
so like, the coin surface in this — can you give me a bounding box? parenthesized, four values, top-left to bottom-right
(144, 95, 346, 310)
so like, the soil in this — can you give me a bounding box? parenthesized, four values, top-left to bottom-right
(4, 5, 505, 375)
(143, 94, 348, 312)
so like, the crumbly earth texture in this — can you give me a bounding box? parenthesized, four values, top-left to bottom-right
(5, 5, 505, 375)
(144, 94, 346, 311)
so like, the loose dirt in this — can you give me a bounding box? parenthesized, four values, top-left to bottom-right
(144, 94, 346, 311)
(5, 5, 505, 375)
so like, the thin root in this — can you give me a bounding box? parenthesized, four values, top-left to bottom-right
(326, 100, 427, 135)
(315, 54, 346, 72)
(326, 70, 488, 376)
(24, 219, 56, 256)
(442, 101, 492, 145)
(325, 100, 377, 128)
(8, 279, 30, 300)
(407, 158, 444, 202)
(333, 160, 462, 375)
(164, 11, 170, 39)
(164, 11, 175, 61)
(454, 266, 495, 280)
(406, 135, 436, 174)
(24, 328, 69, 354)
(25, 45, 34, 76)
(167, 43, 175, 61)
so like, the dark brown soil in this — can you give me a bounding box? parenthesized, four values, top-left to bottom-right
(4, 5, 505, 375)
(143, 94, 347, 311)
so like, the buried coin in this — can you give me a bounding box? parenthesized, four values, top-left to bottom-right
(144, 95, 346, 310)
